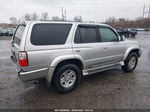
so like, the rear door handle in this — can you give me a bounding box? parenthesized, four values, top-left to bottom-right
(75, 50, 80, 52)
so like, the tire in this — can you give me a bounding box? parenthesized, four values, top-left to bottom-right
(132, 34, 135, 37)
(52, 64, 82, 93)
(121, 52, 138, 72)
(125, 34, 129, 37)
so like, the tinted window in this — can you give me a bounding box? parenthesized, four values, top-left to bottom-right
(14, 25, 25, 45)
(31, 24, 72, 45)
(74, 26, 98, 43)
(74, 28, 81, 43)
(99, 27, 118, 42)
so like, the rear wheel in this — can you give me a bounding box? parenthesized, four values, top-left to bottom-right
(121, 52, 138, 72)
(132, 34, 136, 37)
(52, 64, 82, 93)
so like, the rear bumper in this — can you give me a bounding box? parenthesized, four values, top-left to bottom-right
(18, 68, 48, 82)
(11, 55, 49, 82)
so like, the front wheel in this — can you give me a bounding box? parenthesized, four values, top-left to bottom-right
(121, 52, 138, 72)
(52, 64, 82, 93)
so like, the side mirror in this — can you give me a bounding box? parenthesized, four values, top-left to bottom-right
(120, 35, 125, 41)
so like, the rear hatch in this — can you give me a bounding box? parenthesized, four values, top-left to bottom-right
(11, 25, 26, 70)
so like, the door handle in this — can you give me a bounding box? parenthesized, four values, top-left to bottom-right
(104, 47, 108, 49)
(75, 50, 80, 52)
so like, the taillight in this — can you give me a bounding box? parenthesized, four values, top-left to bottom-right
(19, 51, 28, 66)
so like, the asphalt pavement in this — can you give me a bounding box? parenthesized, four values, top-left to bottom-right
(0, 32, 150, 109)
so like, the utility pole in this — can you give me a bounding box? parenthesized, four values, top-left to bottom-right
(143, 4, 150, 18)
(61, 7, 64, 21)
(61, 7, 67, 21)
(143, 4, 145, 18)
(148, 6, 150, 18)
(64, 10, 66, 21)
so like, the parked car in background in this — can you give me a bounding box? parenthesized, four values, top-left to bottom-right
(7, 28, 15, 36)
(127, 28, 137, 37)
(136, 28, 145, 31)
(0, 28, 6, 36)
(2, 28, 9, 36)
(0, 28, 15, 36)
(0, 31, 4, 36)
(115, 28, 137, 37)
(144, 28, 150, 31)
(0, 28, 5, 36)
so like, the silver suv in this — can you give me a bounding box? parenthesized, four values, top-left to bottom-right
(11, 21, 141, 93)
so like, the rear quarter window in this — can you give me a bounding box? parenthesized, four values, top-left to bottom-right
(13, 25, 25, 45)
(31, 23, 72, 45)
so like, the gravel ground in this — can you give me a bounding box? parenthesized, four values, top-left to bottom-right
(0, 36, 12, 40)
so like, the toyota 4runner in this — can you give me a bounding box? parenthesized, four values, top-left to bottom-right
(11, 21, 141, 93)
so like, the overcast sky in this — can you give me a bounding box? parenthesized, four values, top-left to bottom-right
(0, 0, 149, 23)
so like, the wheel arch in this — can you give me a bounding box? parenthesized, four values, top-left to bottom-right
(123, 47, 141, 61)
(46, 55, 84, 85)
(54, 59, 84, 71)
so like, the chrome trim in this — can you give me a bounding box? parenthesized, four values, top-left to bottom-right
(19, 68, 48, 82)
(87, 63, 120, 71)
(19, 68, 47, 75)
(83, 62, 122, 76)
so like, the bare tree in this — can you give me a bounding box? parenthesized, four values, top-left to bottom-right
(24, 13, 31, 21)
(105, 17, 117, 23)
(105, 16, 150, 28)
(9, 17, 18, 24)
(74, 16, 82, 22)
(17, 16, 25, 23)
(41, 12, 49, 21)
(31, 12, 38, 20)
(118, 18, 126, 22)
(51, 16, 61, 21)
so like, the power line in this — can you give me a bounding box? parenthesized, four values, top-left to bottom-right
(143, 4, 150, 18)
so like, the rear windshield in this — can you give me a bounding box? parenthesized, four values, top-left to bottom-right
(31, 23, 72, 45)
(13, 25, 25, 45)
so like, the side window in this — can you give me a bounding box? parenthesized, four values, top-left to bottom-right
(74, 26, 98, 43)
(13, 25, 25, 45)
(99, 27, 118, 42)
(31, 24, 72, 45)
(74, 28, 80, 43)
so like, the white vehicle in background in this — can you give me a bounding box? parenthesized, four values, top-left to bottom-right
(7, 28, 15, 36)
(136, 28, 145, 31)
